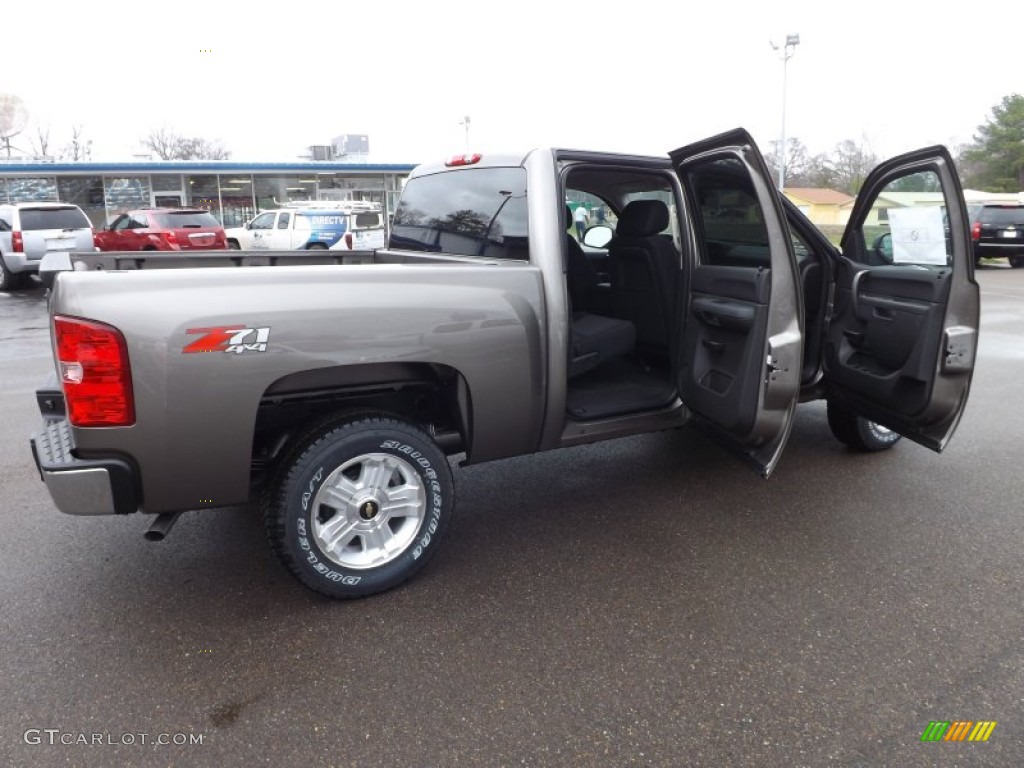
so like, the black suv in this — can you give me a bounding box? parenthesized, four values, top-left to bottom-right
(970, 203, 1024, 267)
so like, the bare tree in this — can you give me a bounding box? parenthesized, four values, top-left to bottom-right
(62, 125, 92, 161)
(142, 127, 231, 160)
(830, 139, 878, 195)
(30, 123, 51, 158)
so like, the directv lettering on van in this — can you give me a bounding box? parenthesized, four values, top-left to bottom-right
(305, 215, 347, 228)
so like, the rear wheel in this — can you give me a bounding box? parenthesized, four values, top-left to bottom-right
(1010, 255, 1024, 269)
(827, 399, 902, 452)
(264, 414, 454, 598)
(0, 254, 22, 291)
(307, 243, 328, 250)
(227, 239, 241, 250)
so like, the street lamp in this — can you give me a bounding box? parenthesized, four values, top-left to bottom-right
(770, 33, 800, 190)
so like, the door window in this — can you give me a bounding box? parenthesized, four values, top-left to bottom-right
(250, 212, 275, 230)
(847, 171, 949, 267)
(689, 159, 770, 268)
(277, 212, 291, 229)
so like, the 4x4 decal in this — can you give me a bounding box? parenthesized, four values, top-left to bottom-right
(183, 326, 270, 354)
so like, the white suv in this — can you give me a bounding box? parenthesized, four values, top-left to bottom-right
(0, 203, 95, 290)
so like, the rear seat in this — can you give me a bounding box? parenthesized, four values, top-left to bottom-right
(565, 206, 636, 377)
(569, 311, 636, 378)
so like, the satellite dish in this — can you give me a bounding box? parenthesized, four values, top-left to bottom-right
(0, 94, 29, 157)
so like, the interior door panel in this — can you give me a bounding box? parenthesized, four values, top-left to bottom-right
(826, 262, 951, 412)
(682, 265, 769, 434)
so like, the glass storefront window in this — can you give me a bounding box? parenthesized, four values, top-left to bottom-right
(7, 177, 58, 203)
(58, 176, 106, 228)
(218, 174, 255, 228)
(186, 175, 220, 220)
(254, 175, 312, 212)
(104, 177, 151, 223)
(152, 174, 183, 193)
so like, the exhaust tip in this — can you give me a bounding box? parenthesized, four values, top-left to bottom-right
(145, 511, 183, 542)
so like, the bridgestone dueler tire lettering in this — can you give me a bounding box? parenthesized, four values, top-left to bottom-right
(826, 399, 902, 453)
(264, 415, 454, 599)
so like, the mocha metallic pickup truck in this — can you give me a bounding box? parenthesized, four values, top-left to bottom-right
(30, 129, 980, 598)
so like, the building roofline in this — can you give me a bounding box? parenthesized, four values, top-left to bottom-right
(0, 161, 417, 174)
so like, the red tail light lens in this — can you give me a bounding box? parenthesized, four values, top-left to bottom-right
(163, 231, 180, 249)
(344, 232, 353, 249)
(971, 221, 981, 241)
(54, 316, 135, 427)
(12, 231, 23, 252)
(445, 153, 482, 167)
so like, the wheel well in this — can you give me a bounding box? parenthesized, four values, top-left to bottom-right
(251, 362, 470, 481)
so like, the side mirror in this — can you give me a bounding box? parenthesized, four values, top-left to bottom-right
(582, 224, 613, 248)
(873, 232, 893, 263)
(245, 222, 252, 230)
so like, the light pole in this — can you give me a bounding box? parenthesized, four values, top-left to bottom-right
(770, 34, 800, 190)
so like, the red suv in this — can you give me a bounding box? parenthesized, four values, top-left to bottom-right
(94, 208, 227, 252)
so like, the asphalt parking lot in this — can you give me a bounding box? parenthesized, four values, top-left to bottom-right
(1, 267, 1022, 767)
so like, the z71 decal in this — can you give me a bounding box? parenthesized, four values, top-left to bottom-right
(183, 326, 271, 354)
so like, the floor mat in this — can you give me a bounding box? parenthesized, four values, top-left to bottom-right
(566, 357, 676, 420)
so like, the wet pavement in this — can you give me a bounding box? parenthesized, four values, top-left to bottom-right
(1, 268, 1022, 767)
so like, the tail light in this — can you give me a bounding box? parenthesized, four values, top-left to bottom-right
(54, 316, 135, 427)
(445, 153, 482, 167)
(971, 221, 981, 241)
(12, 231, 23, 252)
(162, 231, 180, 249)
(344, 232, 353, 249)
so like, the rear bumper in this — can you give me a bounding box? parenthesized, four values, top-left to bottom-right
(1, 251, 41, 274)
(31, 417, 138, 516)
(975, 241, 1024, 257)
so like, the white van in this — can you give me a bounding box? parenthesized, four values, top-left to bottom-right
(225, 202, 386, 251)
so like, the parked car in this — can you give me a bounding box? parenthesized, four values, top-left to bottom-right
(94, 208, 227, 252)
(0, 202, 94, 290)
(225, 202, 386, 251)
(969, 203, 1024, 267)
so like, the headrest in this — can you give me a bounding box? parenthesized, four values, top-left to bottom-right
(616, 200, 669, 238)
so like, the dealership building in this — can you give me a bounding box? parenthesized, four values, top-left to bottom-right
(0, 160, 416, 229)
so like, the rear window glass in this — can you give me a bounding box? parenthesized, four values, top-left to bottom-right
(979, 207, 1024, 226)
(390, 167, 529, 260)
(153, 211, 220, 228)
(18, 207, 90, 231)
(353, 212, 381, 228)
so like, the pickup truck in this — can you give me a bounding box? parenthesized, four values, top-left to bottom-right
(30, 129, 980, 599)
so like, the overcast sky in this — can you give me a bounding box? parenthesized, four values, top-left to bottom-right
(1, 0, 1020, 166)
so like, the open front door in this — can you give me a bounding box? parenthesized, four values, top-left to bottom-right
(670, 129, 803, 477)
(823, 147, 979, 451)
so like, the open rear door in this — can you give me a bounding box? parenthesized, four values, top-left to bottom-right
(822, 146, 979, 451)
(670, 129, 803, 477)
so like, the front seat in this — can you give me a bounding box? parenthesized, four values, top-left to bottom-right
(607, 200, 678, 351)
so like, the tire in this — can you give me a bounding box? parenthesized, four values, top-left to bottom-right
(0, 254, 23, 291)
(826, 399, 902, 452)
(264, 414, 454, 598)
(307, 243, 328, 250)
(1010, 255, 1024, 269)
(227, 239, 241, 250)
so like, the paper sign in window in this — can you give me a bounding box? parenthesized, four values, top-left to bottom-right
(888, 207, 948, 265)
